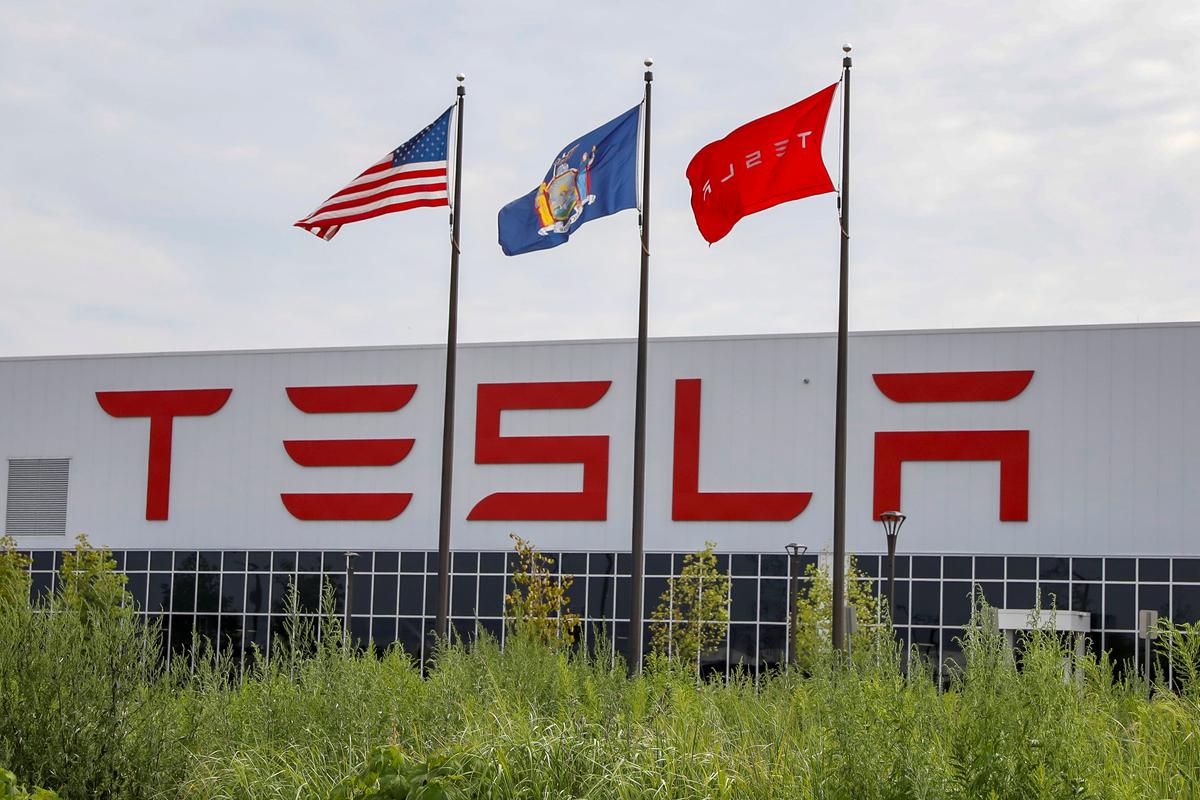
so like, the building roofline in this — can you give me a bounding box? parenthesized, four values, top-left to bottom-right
(0, 319, 1197, 363)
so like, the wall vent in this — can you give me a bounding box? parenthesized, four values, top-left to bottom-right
(5, 458, 69, 536)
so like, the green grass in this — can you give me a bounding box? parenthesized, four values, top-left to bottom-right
(1, 551, 1199, 799)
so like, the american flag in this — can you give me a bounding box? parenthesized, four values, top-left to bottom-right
(295, 107, 453, 240)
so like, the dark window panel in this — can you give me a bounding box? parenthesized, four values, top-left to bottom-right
(912, 556, 940, 579)
(272, 552, 296, 573)
(453, 551, 478, 574)
(150, 551, 173, 571)
(759, 579, 787, 623)
(616, 552, 632, 575)
(1173, 585, 1200, 624)
(350, 573, 372, 616)
(373, 574, 399, 616)
(1138, 558, 1169, 582)
(713, 553, 729, 574)
(296, 551, 321, 573)
(480, 619, 507, 645)
(218, 616, 243, 656)
(588, 576, 614, 619)
(29, 571, 53, 604)
(731, 554, 758, 576)
(424, 552, 438, 573)
(1174, 559, 1200, 583)
(758, 624, 786, 669)
(911, 582, 940, 625)
(197, 551, 220, 572)
(31, 551, 53, 571)
(1139, 584, 1170, 619)
(975, 556, 1003, 580)
(974, 582, 1004, 610)
(110, 551, 126, 571)
(942, 581, 973, 626)
(400, 552, 425, 573)
(271, 575, 294, 614)
(800, 554, 819, 574)
(615, 577, 631, 619)
(322, 573, 346, 616)
(761, 554, 788, 577)
(124, 572, 148, 610)
(174, 551, 198, 571)
(1072, 557, 1102, 581)
(645, 553, 671, 575)
(1106, 558, 1135, 581)
(943, 556, 972, 579)
(450, 618, 476, 644)
(244, 574, 269, 615)
(479, 552, 505, 574)
(321, 551, 345, 572)
(350, 552, 373, 573)
(399, 575, 425, 616)
(346, 616, 370, 651)
(1007, 582, 1036, 609)
(196, 572, 221, 613)
(451, 575, 477, 617)
(728, 623, 757, 671)
(243, 615, 269, 656)
(169, 615, 196, 657)
(372, 617, 397, 649)
(195, 614, 220, 645)
(910, 627, 939, 667)
(562, 552, 588, 576)
(172, 575, 196, 613)
(890, 580, 910, 625)
(671, 553, 689, 575)
(1039, 582, 1068, 610)
(1007, 557, 1036, 579)
(644, 577, 669, 616)
(221, 573, 245, 613)
(397, 619, 424, 658)
(371, 552, 397, 573)
(854, 555, 880, 578)
(891, 555, 911, 579)
(1105, 583, 1136, 629)
(246, 551, 271, 572)
(295, 573, 322, 611)
(424, 576, 438, 619)
(506, 551, 522, 573)
(1072, 583, 1103, 629)
(730, 578, 757, 622)
(566, 578, 585, 618)
(1106, 632, 1136, 677)
(221, 551, 245, 572)
(477, 576, 504, 617)
(589, 552, 615, 575)
(125, 550, 149, 571)
(1038, 557, 1069, 580)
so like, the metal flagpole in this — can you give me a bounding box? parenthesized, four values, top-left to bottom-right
(831, 45, 852, 653)
(628, 57, 653, 674)
(435, 74, 466, 641)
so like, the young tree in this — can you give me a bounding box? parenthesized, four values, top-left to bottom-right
(504, 534, 580, 647)
(0, 535, 32, 611)
(57, 534, 131, 625)
(793, 555, 889, 670)
(649, 541, 730, 671)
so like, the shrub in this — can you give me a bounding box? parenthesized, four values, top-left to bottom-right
(648, 540, 730, 672)
(503, 534, 580, 647)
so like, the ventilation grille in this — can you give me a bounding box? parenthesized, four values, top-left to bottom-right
(6, 458, 69, 536)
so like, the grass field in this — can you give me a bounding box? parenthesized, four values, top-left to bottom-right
(1, 538, 1198, 799)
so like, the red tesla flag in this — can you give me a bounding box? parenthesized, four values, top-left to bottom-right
(686, 83, 838, 244)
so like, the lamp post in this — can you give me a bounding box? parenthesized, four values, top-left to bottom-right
(878, 511, 905, 624)
(785, 543, 808, 666)
(344, 551, 359, 649)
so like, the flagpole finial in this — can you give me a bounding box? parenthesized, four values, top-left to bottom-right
(644, 57, 654, 67)
(456, 72, 465, 83)
(842, 43, 852, 53)
(842, 43, 852, 68)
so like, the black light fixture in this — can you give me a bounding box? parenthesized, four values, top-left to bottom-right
(878, 511, 905, 623)
(785, 543, 808, 666)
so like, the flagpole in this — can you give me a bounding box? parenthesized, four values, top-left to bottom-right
(831, 45, 852, 653)
(435, 73, 466, 642)
(628, 57, 653, 674)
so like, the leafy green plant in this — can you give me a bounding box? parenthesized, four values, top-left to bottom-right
(0, 767, 59, 799)
(793, 554, 889, 670)
(503, 534, 580, 647)
(328, 747, 474, 800)
(648, 540, 730, 671)
(0, 536, 31, 611)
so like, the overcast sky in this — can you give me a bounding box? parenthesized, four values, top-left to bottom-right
(1, 1, 1197, 357)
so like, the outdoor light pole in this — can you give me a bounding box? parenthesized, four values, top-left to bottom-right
(343, 551, 359, 649)
(878, 511, 905, 622)
(785, 543, 808, 666)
